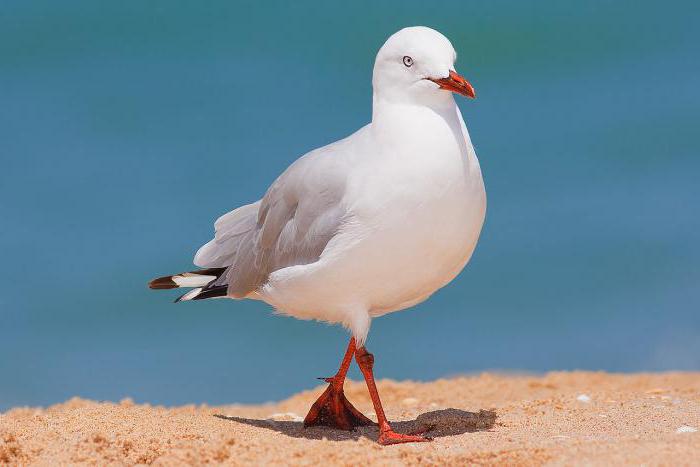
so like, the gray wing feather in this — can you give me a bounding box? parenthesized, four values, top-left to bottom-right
(195, 147, 349, 298)
(193, 201, 261, 268)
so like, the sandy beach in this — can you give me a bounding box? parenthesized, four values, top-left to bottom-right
(1, 372, 698, 465)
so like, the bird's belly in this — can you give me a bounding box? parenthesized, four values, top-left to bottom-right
(357, 178, 485, 316)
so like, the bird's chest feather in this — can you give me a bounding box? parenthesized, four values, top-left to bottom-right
(337, 148, 483, 313)
(352, 116, 478, 229)
(347, 137, 483, 268)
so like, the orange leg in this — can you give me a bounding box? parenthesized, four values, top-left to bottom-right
(303, 337, 374, 430)
(355, 346, 432, 445)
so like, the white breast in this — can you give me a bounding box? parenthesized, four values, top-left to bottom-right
(261, 103, 486, 324)
(347, 106, 486, 315)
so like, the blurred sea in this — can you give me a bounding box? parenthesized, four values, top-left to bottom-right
(1, 0, 698, 410)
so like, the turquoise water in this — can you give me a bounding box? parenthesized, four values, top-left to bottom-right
(1, 1, 698, 410)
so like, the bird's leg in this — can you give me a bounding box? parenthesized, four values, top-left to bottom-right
(303, 337, 374, 430)
(355, 346, 433, 445)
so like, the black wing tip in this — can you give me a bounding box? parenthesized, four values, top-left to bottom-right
(174, 286, 228, 302)
(174, 292, 189, 303)
(149, 276, 178, 289)
(149, 267, 227, 290)
(192, 286, 228, 300)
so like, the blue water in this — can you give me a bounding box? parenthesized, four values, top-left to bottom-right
(1, 0, 699, 411)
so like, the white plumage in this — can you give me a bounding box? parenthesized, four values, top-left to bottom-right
(159, 26, 486, 346)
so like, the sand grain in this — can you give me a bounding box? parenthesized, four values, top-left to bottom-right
(1, 372, 699, 466)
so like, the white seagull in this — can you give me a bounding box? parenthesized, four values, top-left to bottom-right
(150, 26, 486, 445)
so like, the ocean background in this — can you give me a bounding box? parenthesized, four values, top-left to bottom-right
(1, 0, 698, 411)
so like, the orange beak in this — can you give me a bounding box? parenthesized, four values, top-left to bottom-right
(428, 70, 476, 99)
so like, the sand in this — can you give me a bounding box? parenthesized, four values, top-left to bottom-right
(1, 372, 698, 466)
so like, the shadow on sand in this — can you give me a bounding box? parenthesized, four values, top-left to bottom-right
(214, 408, 497, 442)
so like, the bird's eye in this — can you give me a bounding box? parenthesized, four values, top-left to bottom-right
(403, 56, 413, 67)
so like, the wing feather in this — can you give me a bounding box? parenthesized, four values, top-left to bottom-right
(194, 143, 351, 298)
(193, 201, 261, 268)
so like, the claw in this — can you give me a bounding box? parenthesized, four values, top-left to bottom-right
(304, 381, 374, 430)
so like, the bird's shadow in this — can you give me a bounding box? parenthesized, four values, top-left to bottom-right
(214, 408, 496, 442)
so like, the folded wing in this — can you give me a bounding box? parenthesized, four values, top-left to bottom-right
(194, 148, 350, 298)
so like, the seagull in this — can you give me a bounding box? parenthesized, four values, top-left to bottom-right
(149, 26, 486, 445)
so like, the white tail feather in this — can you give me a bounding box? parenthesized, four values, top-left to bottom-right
(172, 273, 216, 288)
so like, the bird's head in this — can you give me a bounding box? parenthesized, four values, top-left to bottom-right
(372, 26, 475, 106)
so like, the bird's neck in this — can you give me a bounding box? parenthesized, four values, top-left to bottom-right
(372, 92, 457, 124)
(371, 94, 464, 145)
